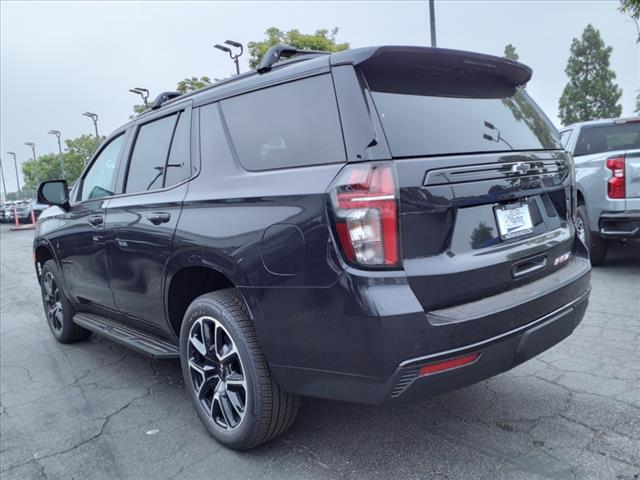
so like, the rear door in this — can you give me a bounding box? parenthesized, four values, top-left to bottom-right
(351, 51, 574, 314)
(104, 104, 193, 329)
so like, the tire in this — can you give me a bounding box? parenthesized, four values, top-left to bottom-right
(40, 260, 92, 343)
(576, 205, 608, 266)
(180, 289, 299, 450)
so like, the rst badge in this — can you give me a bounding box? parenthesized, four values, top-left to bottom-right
(554, 252, 572, 266)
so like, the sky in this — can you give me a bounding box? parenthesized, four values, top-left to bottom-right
(1, 0, 638, 193)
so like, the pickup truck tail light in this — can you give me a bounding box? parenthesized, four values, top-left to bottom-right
(328, 163, 400, 268)
(606, 155, 625, 199)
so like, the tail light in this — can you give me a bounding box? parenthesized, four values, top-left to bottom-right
(328, 163, 400, 268)
(606, 156, 625, 199)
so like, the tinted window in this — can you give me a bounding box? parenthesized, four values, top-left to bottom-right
(221, 75, 345, 170)
(560, 130, 572, 148)
(365, 69, 561, 157)
(81, 134, 125, 201)
(574, 122, 640, 157)
(164, 112, 191, 187)
(126, 114, 178, 193)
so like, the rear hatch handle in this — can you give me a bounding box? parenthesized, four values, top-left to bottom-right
(512, 254, 547, 278)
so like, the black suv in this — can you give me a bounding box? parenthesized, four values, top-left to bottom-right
(35, 45, 591, 450)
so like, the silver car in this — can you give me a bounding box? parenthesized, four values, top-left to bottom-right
(560, 117, 640, 264)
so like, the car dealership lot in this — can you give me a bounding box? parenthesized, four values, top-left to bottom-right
(1, 224, 638, 480)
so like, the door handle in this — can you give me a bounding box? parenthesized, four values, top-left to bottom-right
(87, 215, 104, 227)
(147, 212, 171, 225)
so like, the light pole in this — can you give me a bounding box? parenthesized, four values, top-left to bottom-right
(214, 40, 243, 75)
(24, 142, 38, 194)
(48, 130, 65, 178)
(6, 151, 20, 198)
(429, 0, 437, 47)
(129, 87, 150, 108)
(82, 112, 100, 141)
(0, 158, 8, 201)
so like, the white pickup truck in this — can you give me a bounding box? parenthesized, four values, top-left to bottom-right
(560, 117, 640, 264)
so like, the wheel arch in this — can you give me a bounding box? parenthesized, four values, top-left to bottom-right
(34, 239, 57, 283)
(164, 251, 254, 338)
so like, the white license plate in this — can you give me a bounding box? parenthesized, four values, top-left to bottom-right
(495, 202, 533, 240)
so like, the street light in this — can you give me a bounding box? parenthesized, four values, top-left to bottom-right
(214, 40, 243, 75)
(24, 142, 39, 193)
(129, 87, 150, 107)
(6, 151, 20, 197)
(0, 158, 8, 200)
(82, 112, 100, 141)
(48, 130, 65, 177)
(429, 0, 437, 47)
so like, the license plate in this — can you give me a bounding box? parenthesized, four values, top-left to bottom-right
(495, 202, 533, 240)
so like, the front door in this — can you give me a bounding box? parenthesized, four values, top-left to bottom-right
(105, 107, 192, 328)
(56, 132, 127, 309)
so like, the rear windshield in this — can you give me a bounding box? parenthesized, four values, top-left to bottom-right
(574, 122, 640, 156)
(365, 69, 561, 158)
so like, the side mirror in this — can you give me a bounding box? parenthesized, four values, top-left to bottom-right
(37, 180, 70, 211)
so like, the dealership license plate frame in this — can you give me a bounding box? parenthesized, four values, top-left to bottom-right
(494, 201, 534, 240)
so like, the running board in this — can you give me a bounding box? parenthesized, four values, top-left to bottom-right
(73, 312, 180, 359)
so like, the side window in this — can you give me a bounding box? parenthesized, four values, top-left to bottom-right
(125, 114, 178, 193)
(80, 134, 125, 201)
(164, 112, 191, 187)
(560, 130, 572, 149)
(221, 74, 346, 170)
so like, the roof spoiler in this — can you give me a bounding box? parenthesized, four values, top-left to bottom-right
(333, 46, 532, 87)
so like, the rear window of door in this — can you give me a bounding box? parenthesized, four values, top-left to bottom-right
(220, 74, 346, 170)
(125, 111, 191, 193)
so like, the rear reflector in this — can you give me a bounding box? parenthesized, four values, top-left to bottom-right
(606, 156, 625, 199)
(419, 352, 481, 376)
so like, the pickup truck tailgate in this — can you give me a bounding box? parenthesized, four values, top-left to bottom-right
(626, 149, 640, 199)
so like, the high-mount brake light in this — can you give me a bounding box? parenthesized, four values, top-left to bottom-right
(606, 156, 625, 199)
(329, 163, 400, 268)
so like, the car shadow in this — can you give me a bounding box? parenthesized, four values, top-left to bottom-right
(598, 239, 640, 267)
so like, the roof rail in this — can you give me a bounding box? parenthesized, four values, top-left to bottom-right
(151, 91, 182, 110)
(257, 45, 330, 74)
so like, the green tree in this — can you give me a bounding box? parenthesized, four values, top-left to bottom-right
(504, 43, 519, 61)
(131, 76, 214, 116)
(132, 103, 148, 116)
(619, 0, 640, 42)
(63, 134, 104, 185)
(635, 91, 640, 115)
(558, 24, 622, 126)
(177, 76, 212, 94)
(247, 27, 349, 69)
(21, 134, 103, 190)
(21, 153, 63, 190)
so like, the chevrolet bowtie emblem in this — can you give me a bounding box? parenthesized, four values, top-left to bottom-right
(511, 162, 530, 175)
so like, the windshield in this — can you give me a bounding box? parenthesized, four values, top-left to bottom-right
(365, 69, 561, 158)
(574, 122, 640, 156)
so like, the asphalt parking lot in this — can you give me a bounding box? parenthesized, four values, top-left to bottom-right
(0, 223, 638, 480)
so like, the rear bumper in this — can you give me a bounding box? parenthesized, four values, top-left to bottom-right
(272, 289, 589, 403)
(598, 210, 640, 238)
(253, 255, 591, 404)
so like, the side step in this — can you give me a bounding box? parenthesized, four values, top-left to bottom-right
(73, 312, 180, 359)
